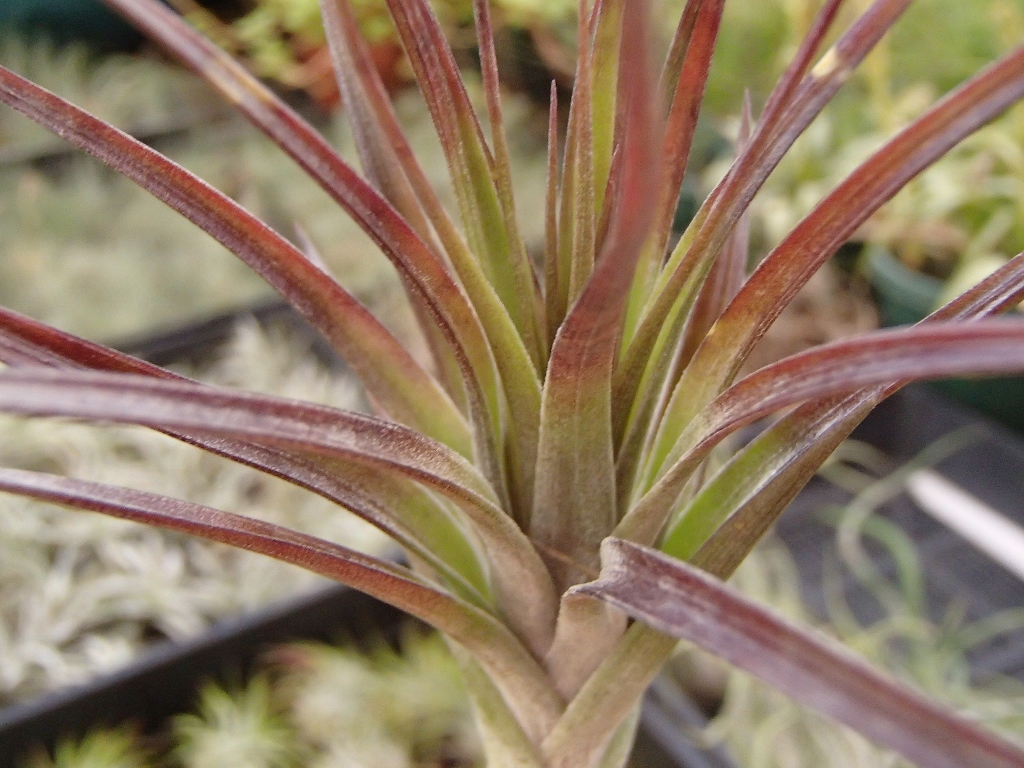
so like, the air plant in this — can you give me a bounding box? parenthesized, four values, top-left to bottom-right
(1, 0, 1024, 766)
(173, 676, 298, 768)
(22, 727, 154, 768)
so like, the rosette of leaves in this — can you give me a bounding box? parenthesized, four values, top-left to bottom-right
(2, 1, 1024, 766)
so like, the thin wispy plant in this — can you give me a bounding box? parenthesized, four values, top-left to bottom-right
(1, 1, 1024, 766)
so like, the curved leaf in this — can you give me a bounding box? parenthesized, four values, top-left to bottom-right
(615, 0, 873, 417)
(646, 43, 1024, 484)
(0, 469, 564, 745)
(582, 539, 1024, 768)
(638, 0, 725, 294)
(589, 0, 625, 229)
(318, 0, 544, 512)
(383, 0, 543, 364)
(667, 249, 1024, 573)
(0, 367, 558, 658)
(617, 318, 1024, 550)
(317, 0, 466, 410)
(0, 63, 471, 458)
(81, 0, 516, 506)
(614, 94, 753, 510)
(0, 306, 496, 604)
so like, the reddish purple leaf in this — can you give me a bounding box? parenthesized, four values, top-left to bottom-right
(383, 0, 543, 363)
(0, 63, 472, 458)
(530, 0, 660, 587)
(98, 0, 523, 502)
(0, 308, 476, 587)
(646, 43, 1024, 486)
(0, 468, 564, 743)
(615, 0, 910, 434)
(669, 250, 1024, 574)
(644, 0, 725, 267)
(0, 365, 559, 655)
(581, 539, 1024, 768)
(618, 318, 1024, 549)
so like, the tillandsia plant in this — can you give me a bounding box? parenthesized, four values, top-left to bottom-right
(2, 0, 1024, 766)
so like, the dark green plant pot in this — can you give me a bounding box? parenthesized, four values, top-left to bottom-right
(866, 245, 1024, 434)
(1, 0, 146, 51)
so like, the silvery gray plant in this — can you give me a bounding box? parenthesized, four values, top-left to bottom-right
(2, 0, 1024, 766)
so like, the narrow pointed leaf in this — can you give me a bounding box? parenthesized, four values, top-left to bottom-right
(674, 92, 754, 371)
(531, 0, 659, 587)
(322, 0, 544, 521)
(384, 0, 543, 365)
(582, 539, 1024, 768)
(0, 307, 495, 603)
(0, 368, 558, 657)
(618, 318, 1024, 550)
(682, 392, 875, 576)
(619, 0, 849, 366)
(704, 321, 1024, 445)
(552, 86, 581, 332)
(544, 82, 562, 346)
(103, 0, 524, 503)
(320, 0, 434, 242)
(643, 0, 725, 273)
(319, 0, 545, 464)
(318, 0, 466, 408)
(589, 0, 624, 222)
(0, 469, 564, 744)
(0, 63, 473, 459)
(666, 249, 1024, 573)
(647, 42, 1024, 484)
(567, 0, 596, 304)
(473, 0, 544, 356)
(618, 0, 721, 345)
(616, 0, 906, 441)
(615, 94, 752, 510)
(311, 0, 466, 269)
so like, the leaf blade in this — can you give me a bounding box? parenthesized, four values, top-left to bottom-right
(0, 468, 564, 744)
(105, 0, 526, 503)
(582, 539, 1024, 768)
(530, 0, 660, 586)
(677, 248, 1024, 576)
(0, 367, 558, 657)
(646, 41, 1024, 486)
(383, 0, 544, 364)
(0, 62, 471, 457)
(317, 0, 545, 503)
(619, 318, 1024, 552)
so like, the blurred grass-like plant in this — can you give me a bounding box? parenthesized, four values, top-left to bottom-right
(172, 0, 577, 102)
(3, 0, 1024, 766)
